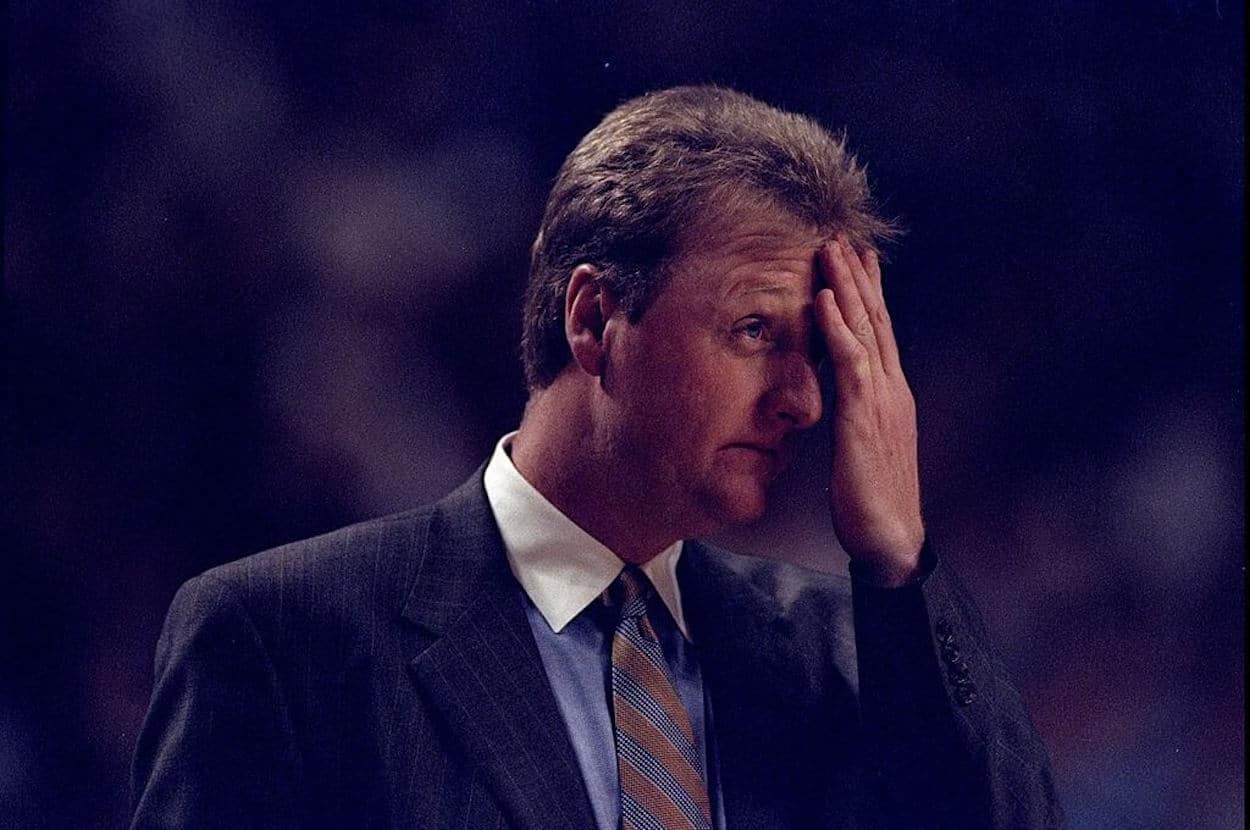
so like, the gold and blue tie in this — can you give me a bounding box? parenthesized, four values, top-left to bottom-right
(607, 566, 712, 830)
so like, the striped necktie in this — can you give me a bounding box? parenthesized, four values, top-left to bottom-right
(607, 566, 712, 830)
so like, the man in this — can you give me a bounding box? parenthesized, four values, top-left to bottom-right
(131, 86, 1062, 829)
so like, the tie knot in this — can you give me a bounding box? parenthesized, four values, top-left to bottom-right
(606, 565, 652, 621)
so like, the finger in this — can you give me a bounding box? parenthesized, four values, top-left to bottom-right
(861, 249, 903, 377)
(820, 241, 881, 373)
(814, 287, 873, 405)
(841, 241, 893, 370)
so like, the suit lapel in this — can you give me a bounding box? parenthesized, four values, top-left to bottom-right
(402, 472, 596, 830)
(679, 543, 829, 830)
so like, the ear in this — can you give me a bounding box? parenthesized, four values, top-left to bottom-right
(564, 264, 620, 377)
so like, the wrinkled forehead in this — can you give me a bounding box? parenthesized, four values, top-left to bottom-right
(665, 196, 828, 295)
(675, 185, 830, 252)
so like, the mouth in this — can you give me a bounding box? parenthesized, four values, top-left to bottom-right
(730, 443, 778, 457)
(724, 442, 785, 470)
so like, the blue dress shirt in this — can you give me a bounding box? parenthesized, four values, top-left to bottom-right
(483, 434, 725, 830)
(520, 576, 725, 830)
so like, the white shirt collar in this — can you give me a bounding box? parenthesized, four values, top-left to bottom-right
(482, 432, 689, 638)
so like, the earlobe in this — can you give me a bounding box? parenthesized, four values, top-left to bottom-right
(565, 264, 613, 377)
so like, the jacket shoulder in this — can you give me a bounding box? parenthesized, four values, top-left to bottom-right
(196, 504, 437, 612)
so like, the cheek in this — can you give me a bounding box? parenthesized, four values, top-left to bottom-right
(672, 370, 762, 452)
(616, 339, 762, 443)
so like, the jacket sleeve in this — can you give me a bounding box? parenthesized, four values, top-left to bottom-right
(130, 573, 303, 829)
(851, 544, 1064, 830)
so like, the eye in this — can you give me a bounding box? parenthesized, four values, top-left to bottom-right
(737, 317, 767, 340)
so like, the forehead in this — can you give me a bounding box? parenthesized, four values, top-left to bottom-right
(665, 204, 824, 302)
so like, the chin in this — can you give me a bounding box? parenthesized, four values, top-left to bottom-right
(699, 481, 770, 528)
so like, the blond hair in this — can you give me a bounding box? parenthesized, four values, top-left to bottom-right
(522, 85, 898, 389)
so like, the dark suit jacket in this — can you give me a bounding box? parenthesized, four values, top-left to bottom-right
(131, 470, 1062, 829)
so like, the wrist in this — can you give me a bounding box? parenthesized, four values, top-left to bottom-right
(848, 537, 928, 588)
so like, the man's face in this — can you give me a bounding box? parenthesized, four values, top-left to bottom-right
(597, 205, 825, 536)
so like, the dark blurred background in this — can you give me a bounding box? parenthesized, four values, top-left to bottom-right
(3, 1, 1243, 828)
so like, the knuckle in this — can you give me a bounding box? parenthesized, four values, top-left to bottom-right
(852, 353, 872, 381)
(834, 356, 871, 394)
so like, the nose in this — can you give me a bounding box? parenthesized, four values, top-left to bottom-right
(767, 352, 823, 430)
